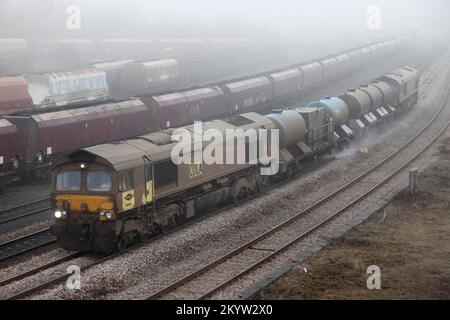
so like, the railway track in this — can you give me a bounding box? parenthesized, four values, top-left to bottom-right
(0, 198, 51, 226)
(0, 252, 82, 287)
(0, 197, 54, 263)
(143, 62, 450, 300)
(0, 51, 443, 300)
(0, 229, 55, 263)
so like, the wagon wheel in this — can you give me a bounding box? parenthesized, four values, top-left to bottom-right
(116, 237, 127, 252)
(172, 214, 181, 227)
(286, 167, 295, 179)
(257, 176, 270, 192)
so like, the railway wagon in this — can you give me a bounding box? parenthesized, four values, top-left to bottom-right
(0, 76, 33, 116)
(25, 68, 110, 110)
(144, 86, 228, 129)
(267, 68, 305, 101)
(298, 62, 323, 91)
(369, 44, 381, 59)
(320, 58, 340, 81)
(359, 84, 384, 112)
(336, 54, 352, 75)
(0, 119, 20, 172)
(306, 96, 349, 127)
(370, 80, 396, 107)
(90, 60, 134, 99)
(220, 76, 274, 113)
(360, 47, 372, 64)
(339, 88, 372, 120)
(6, 100, 151, 169)
(118, 59, 179, 96)
(348, 49, 363, 70)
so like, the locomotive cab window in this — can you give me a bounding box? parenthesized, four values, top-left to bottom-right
(87, 171, 112, 192)
(119, 170, 134, 191)
(56, 171, 81, 192)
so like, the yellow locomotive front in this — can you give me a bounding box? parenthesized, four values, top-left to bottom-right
(50, 156, 119, 252)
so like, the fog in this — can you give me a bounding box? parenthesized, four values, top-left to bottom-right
(0, 0, 448, 74)
(1, 0, 448, 39)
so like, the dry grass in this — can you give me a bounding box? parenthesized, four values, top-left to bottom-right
(257, 191, 450, 299)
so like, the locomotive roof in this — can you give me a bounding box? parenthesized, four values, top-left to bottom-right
(381, 66, 418, 85)
(77, 112, 274, 172)
(82, 138, 172, 171)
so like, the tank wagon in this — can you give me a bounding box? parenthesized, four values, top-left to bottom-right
(49, 67, 420, 252)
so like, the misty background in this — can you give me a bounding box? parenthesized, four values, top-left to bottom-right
(0, 0, 448, 40)
(0, 0, 448, 75)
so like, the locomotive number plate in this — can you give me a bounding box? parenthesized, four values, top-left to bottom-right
(189, 164, 203, 178)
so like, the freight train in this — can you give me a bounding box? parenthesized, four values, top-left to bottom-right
(49, 66, 419, 252)
(0, 37, 411, 190)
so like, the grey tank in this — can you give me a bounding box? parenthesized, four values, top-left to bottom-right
(370, 80, 396, 106)
(359, 84, 383, 111)
(339, 89, 371, 119)
(306, 96, 349, 127)
(265, 110, 306, 148)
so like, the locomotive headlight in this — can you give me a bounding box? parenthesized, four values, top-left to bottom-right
(99, 210, 114, 221)
(54, 210, 67, 219)
(54, 210, 62, 219)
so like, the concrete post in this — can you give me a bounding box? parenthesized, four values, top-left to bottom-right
(409, 168, 418, 194)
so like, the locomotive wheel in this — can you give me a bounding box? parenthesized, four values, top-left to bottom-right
(116, 237, 127, 252)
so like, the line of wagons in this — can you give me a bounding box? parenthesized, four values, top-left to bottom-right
(50, 66, 419, 252)
(0, 37, 412, 189)
(0, 44, 288, 111)
(0, 37, 410, 117)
